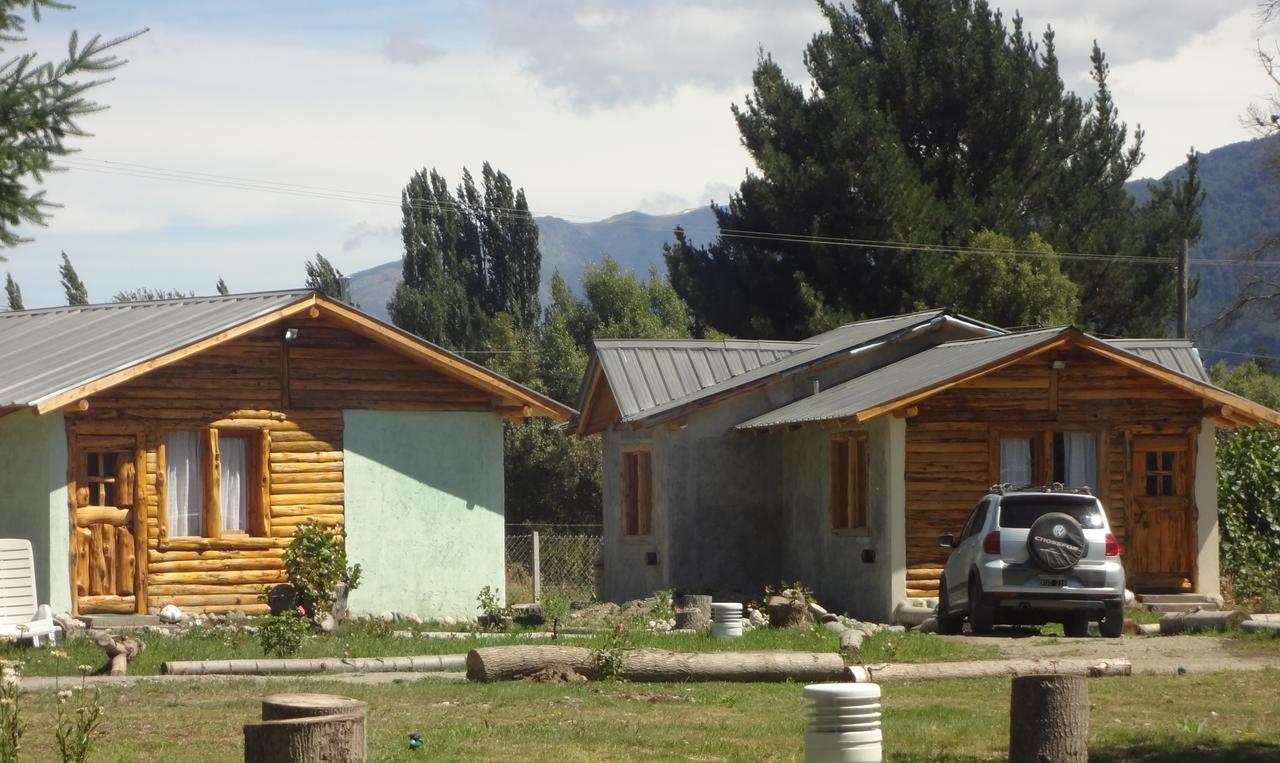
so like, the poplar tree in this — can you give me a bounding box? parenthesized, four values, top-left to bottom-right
(4, 272, 21, 310)
(304, 253, 353, 303)
(59, 251, 87, 305)
(216, 277, 229, 295)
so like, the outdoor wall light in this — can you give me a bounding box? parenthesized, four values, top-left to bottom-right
(1052, 360, 1067, 369)
(284, 327, 299, 342)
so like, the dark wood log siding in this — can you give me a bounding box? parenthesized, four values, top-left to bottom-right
(65, 318, 493, 614)
(904, 348, 1203, 597)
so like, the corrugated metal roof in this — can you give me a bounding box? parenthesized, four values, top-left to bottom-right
(594, 339, 813, 419)
(0, 290, 313, 408)
(1106, 339, 1208, 382)
(735, 329, 1065, 430)
(601, 310, 992, 423)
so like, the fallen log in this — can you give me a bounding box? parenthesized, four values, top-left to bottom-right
(844, 658, 1131, 683)
(1158, 610, 1248, 635)
(95, 632, 144, 677)
(465, 646, 847, 683)
(162, 654, 465, 676)
(893, 603, 934, 627)
(1241, 619, 1280, 635)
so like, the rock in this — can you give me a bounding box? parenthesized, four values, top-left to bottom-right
(823, 620, 847, 636)
(406, 614, 422, 626)
(318, 613, 337, 633)
(380, 610, 396, 624)
(820, 613, 840, 624)
(54, 613, 83, 632)
(158, 604, 185, 624)
(885, 625, 907, 634)
(143, 625, 171, 636)
(1123, 589, 1136, 605)
(916, 617, 938, 634)
(228, 610, 248, 621)
(393, 630, 415, 638)
(747, 608, 767, 628)
(442, 616, 458, 627)
(266, 584, 299, 616)
(808, 602, 829, 618)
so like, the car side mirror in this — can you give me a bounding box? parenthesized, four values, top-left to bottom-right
(938, 533, 957, 549)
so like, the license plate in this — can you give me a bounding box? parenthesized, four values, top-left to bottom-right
(1040, 578, 1066, 588)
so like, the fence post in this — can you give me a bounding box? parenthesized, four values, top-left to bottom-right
(532, 530, 541, 604)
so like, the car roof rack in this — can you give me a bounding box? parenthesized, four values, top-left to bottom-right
(986, 483, 1093, 497)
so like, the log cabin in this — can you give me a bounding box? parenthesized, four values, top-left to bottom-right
(572, 311, 1280, 621)
(0, 290, 572, 619)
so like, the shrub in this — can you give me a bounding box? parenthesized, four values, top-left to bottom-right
(281, 520, 362, 619)
(1218, 426, 1280, 600)
(477, 586, 511, 631)
(258, 610, 311, 658)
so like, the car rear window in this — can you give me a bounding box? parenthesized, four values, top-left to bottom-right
(997, 496, 1104, 529)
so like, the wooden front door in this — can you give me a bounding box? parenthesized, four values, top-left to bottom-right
(71, 435, 143, 614)
(1127, 435, 1194, 592)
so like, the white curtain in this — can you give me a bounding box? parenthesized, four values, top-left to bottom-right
(999, 437, 1033, 485)
(220, 437, 247, 532)
(1062, 431, 1097, 489)
(165, 431, 203, 537)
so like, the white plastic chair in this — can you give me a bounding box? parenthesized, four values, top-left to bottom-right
(0, 539, 62, 646)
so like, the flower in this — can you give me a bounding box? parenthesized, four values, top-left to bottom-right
(50, 650, 67, 659)
(295, 605, 307, 617)
(76, 664, 94, 674)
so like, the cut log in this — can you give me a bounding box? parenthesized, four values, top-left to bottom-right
(245, 694, 367, 763)
(1008, 674, 1089, 763)
(95, 632, 144, 676)
(767, 591, 813, 628)
(893, 603, 934, 627)
(464, 646, 846, 683)
(1241, 619, 1280, 634)
(162, 654, 465, 676)
(844, 658, 1130, 683)
(672, 594, 711, 630)
(1158, 610, 1248, 635)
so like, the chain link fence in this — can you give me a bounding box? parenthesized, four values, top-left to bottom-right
(505, 525, 602, 605)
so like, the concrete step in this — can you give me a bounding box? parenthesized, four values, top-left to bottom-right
(80, 614, 161, 629)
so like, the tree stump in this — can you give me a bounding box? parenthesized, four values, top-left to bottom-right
(94, 632, 143, 676)
(330, 583, 351, 626)
(245, 694, 367, 763)
(267, 585, 300, 616)
(1008, 674, 1089, 763)
(673, 595, 711, 630)
(767, 590, 813, 628)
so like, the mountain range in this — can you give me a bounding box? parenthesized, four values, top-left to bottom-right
(350, 136, 1280, 364)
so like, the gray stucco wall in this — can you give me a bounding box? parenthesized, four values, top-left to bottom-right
(600, 326, 960, 616)
(1194, 419, 1220, 598)
(0, 411, 70, 613)
(343, 410, 505, 619)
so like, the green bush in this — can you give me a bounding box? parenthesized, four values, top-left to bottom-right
(257, 610, 311, 658)
(281, 520, 362, 619)
(1217, 426, 1280, 599)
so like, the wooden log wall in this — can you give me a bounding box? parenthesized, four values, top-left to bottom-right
(66, 317, 494, 614)
(903, 348, 1203, 598)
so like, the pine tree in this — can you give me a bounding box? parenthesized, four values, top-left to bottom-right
(0, 4, 145, 250)
(215, 277, 229, 296)
(666, 1, 1199, 338)
(304, 253, 353, 303)
(4, 273, 22, 310)
(59, 251, 88, 305)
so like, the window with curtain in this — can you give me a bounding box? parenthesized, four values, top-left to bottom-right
(165, 430, 204, 537)
(999, 437, 1034, 486)
(220, 435, 249, 533)
(1054, 431, 1097, 488)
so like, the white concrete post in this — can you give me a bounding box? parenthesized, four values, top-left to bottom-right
(532, 530, 542, 603)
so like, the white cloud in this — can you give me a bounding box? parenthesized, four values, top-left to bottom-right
(381, 29, 444, 66)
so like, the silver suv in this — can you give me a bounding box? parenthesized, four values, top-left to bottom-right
(935, 486, 1125, 638)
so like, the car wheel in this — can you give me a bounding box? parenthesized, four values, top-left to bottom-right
(1100, 603, 1124, 638)
(936, 576, 963, 635)
(1063, 614, 1089, 638)
(968, 579, 994, 634)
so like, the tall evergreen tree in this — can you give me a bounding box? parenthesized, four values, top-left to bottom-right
(390, 164, 540, 348)
(4, 272, 21, 310)
(59, 251, 87, 305)
(111, 288, 191, 302)
(665, 0, 1200, 338)
(215, 277, 229, 296)
(304, 253, 353, 303)
(0, 4, 144, 251)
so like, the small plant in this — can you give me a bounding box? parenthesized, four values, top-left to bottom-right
(477, 586, 511, 631)
(0, 659, 24, 762)
(1182, 717, 1209, 735)
(258, 608, 311, 658)
(650, 589, 673, 618)
(281, 520, 362, 620)
(541, 588, 572, 639)
(763, 579, 814, 601)
(592, 622, 630, 681)
(54, 664, 103, 763)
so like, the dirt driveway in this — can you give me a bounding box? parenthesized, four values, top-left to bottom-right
(939, 630, 1280, 675)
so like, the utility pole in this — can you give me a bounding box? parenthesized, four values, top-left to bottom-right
(1177, 238, 1189, 339)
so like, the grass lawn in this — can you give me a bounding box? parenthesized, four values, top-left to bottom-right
(3, 625, 995, 677)
(11, 670, 1279, 761)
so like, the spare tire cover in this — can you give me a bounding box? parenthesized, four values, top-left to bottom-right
(1026, 512, 1087, 572)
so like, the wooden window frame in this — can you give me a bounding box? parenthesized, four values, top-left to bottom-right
(158, 427, 268, 542)
(621, 448, 653, 538)
(990, 427, 1105, 489)
(829, 432, 869, 536)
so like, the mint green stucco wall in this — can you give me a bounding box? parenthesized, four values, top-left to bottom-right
(342, 410, 505, 619)
(0, 411, 70, 613)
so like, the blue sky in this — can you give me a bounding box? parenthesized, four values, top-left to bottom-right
(2, 0, 1270, 308)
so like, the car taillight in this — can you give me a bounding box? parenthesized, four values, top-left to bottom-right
(1105, 533, 1121, 557)
(982, 531, 1001, 555)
